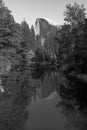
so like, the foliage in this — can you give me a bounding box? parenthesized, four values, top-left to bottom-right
(21, 19, 30, 43)
(64, 2, 86, 28)
(55, 2, 87, 73)
(0, 0, 24, 72)
(33, 48, 46, 62)
(30, 25, 35, 42)
(0, 54, 11, 75)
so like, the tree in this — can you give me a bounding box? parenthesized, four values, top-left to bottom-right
(55, 24, 72, 63)
(21, 19, 31, 43)
(55, 2, 87, 73)
(0, 0, 25, 69)
(64, 2, 86, 29)
(30, 25, 35, 42)
(0, 0, 15, 49)
(64, 3, 87, 58)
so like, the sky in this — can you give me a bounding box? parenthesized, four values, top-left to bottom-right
(4, 0, 87, 27)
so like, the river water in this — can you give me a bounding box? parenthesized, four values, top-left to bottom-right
(0, 67, 87, 130)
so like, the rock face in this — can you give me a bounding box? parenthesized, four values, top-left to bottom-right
(34, 18, 58, 46)
(35, 18, 57, 36)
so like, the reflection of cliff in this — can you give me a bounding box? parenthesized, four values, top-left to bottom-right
(36, 71, 58, 99)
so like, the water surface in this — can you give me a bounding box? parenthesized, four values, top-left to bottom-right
(0, 68, 87, 130)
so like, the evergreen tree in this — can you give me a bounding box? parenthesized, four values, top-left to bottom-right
(30, 25, 35, 42)
(0, 0, 24, 69)
(0, 0, 15, 49)
(21, 19, 31, 43)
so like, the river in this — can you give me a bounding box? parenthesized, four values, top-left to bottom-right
(0, 67, 87, 130)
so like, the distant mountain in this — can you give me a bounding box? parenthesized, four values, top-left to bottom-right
(34, 18, 58, 36)
(34, 18, 60, 46)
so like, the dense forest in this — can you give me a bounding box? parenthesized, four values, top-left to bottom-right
(0, 0, 87, 76)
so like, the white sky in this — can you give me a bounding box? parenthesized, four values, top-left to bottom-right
(4, 0, 87, 27)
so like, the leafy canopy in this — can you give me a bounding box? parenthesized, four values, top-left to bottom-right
(64, 2, 86, 28)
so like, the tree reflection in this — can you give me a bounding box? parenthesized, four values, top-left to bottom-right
(56, 73, 87, 130)
(0, 70, 37, 130)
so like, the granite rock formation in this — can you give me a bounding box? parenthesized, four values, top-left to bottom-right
(34, 18, 58, 46)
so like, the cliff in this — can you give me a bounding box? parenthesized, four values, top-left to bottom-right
(34, 18, 59, 46)
(35, 18, 57, 36)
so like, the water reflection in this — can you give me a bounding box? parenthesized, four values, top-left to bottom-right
(0, 92, 29, 130)
(59, 74, 87, 111)
(0, 67, 87, 130)
(0, 70, 36, 130)
(57, 73, 87, 130)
